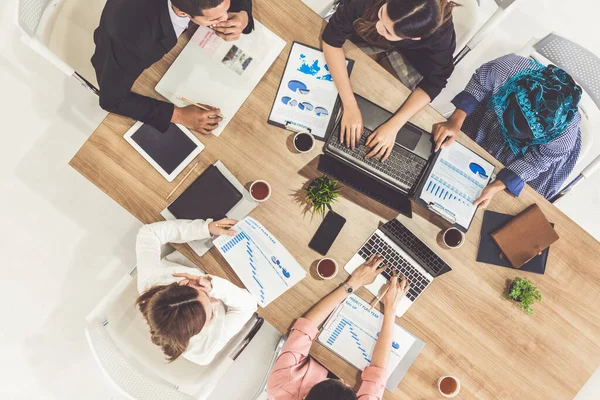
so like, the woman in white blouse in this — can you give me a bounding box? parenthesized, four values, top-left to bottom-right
(135, 217, 257, 365)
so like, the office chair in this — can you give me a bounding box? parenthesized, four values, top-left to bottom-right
(85, 266, 281, 400)
(453, 0, 520, 65)
(17, 0, 104, 95)
(513, 34, 600, 203)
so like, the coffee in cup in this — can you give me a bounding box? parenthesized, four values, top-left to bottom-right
(316, 258, 338, 280)
(437, 376, 460, 398)
(442, 227, 465, 249)
(250, 180, 271, 202)
(293, 131, 315, 153)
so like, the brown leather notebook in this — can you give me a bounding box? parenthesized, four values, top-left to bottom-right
(491, 204, 559, 269)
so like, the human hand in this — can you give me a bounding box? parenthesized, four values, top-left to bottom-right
(208, 218, 238, 236)
(382, 273, 409, 313)
(473, 180, 506, 209)
(365, 121, 398, 161)
(172, 105, 223, 135)
(432, 119, 461, 152)
(340, 102, 364, 150)
(347, 254, 387, 290)
(212, 11, 248, 41)
(173, 273, 213, 293)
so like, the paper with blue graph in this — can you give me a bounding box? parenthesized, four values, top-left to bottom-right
(214, 217, 306, 307)
(318, 295, 417, 378)
(419, 142, 494, 228)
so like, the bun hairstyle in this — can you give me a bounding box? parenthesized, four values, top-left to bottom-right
(351, 0, 458, 47)
(136, 283, 207, 361)
(306, 379, 357, 400)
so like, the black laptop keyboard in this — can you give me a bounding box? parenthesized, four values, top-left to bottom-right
(383, 219, 449, 277)
(327, 128, 427, 189)
(358, 235, 428, 302)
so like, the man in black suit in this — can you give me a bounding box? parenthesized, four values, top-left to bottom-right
(92, 0, 253, 134)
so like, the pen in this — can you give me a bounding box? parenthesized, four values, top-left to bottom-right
(179, 96, 225, 119)
(166, 162, 198, 200)
(369, 283, 390, 311)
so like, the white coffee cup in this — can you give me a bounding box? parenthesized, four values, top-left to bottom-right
(316, 258, 339, 280)
(442, 227, 465, 249)
(293, 131, 315, 153)
(249, 180, 271, 202)
(437, 376, 461, 398)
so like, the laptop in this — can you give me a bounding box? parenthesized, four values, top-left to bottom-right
(344, 219, 452, 316)
(324, 94, 433, 195)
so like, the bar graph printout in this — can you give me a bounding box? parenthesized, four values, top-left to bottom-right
(214, 217, 306, 307)
(318, 295, 417, 377)
(419, 142, 494, 228)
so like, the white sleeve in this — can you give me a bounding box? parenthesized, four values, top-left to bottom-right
(206, 276, 258, 350)
(136, 219, 212, 292)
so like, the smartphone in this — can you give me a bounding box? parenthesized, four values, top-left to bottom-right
(309, 211, 347, 256)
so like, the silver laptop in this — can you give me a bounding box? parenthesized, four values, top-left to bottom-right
(345, 219, 452, 316)
(324, 94, 433, 194)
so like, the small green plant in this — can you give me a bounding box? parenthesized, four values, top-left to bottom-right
(507, 277, 542, 315)
(306, 175, 340, 215)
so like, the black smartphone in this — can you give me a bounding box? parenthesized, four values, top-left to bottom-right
(309, 211, 347, 255)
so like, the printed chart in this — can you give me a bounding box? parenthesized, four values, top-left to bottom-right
(419, 143, 494, 228)
(214, 217, 306, 307)
(319, 295, 417, 377)
(269, 43, 348, 138)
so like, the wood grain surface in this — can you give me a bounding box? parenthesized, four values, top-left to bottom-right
(69, 1, 600, 398)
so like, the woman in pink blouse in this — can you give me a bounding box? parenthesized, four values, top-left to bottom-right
(267, 255, 409, 400)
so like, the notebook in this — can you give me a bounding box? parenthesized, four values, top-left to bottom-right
(490, 204, 559, 269)
(478, 210, 553, 274)
(318, 294, 425, 391)
(167, 165, 242, 220)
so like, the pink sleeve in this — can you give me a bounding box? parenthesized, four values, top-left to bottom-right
(267, 318, 320, 391)
(356, 366, 387, 399)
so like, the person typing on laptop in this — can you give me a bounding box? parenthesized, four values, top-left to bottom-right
(135, 217, 258, 365)
(267, 255, 409, 399)
(92, 0, 254, 134)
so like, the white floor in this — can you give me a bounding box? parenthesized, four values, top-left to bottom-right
(0, 0, 598, 398)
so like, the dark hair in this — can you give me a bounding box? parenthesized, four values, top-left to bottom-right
(171, 0, 225, 17)
(352, 0, 458, 47)
(136, 283, 207, 361)
(306, 379, 357, 400)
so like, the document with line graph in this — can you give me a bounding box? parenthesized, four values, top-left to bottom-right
(318, 295, 419, 378)
(418, 142, 494, 229)
(213, 217, 306, 307)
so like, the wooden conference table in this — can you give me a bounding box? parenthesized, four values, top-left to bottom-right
(69, 1, 600, 398)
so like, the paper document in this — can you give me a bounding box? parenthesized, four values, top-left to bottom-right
(269, 43, 348, 139)
(214, 217, 306, 307)
(156, 21, 286, 136)
(419, 142, 494, 228)
(319, 295, 418, 378)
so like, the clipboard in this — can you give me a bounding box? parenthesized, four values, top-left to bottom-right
(267, 41, 354, 140)
(412, 142, 495, 232)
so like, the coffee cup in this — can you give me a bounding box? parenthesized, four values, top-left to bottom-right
(437, 376, 460, 398)
(293, 131, 315, 153)
(442, 227, 465, 249)
(250, 180, 271, 202)
(316, 258, 338, 280)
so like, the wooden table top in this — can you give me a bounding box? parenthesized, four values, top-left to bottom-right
(69, 1, 600, 398)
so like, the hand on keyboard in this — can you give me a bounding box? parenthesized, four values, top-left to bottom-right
(365, 121, 398, 161)
(340, 103, 364, 150)
(382, 272, 410, 312)
(347, 254, 387, 289)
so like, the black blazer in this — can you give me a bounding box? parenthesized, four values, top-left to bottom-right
(92, 0, 254, 132)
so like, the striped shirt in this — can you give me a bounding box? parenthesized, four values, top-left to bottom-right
(452, 54, 581, 199)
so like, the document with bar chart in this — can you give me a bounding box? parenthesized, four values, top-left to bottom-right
(318, 295, 418, 378)
(214, 217, 306, 307)
(419, 142, 494, 228)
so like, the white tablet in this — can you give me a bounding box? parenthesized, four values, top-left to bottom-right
(124, 121, 204, 182)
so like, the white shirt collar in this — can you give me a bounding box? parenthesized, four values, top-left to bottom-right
(168, 0, 190, 38)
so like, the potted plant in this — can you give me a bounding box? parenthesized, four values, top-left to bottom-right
(507, 277, 542, 315)
(305, 175, 340, 216)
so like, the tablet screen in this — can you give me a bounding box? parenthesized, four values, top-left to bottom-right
(131, 124, 197, 174)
